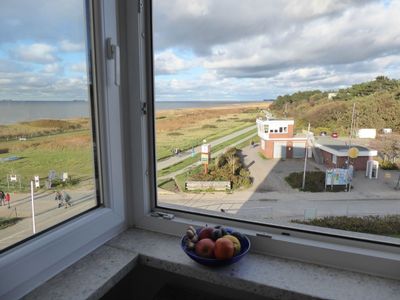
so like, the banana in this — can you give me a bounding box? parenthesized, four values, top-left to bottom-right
(186, 229, 195, 239)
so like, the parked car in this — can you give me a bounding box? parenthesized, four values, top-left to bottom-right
(331, 132, 338, 138)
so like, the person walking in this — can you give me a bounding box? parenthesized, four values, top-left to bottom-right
(55, 191, 63, 208)
(0, 190, 5, 206)
(5, 192, 11, 208)
(62, 191, 72, 208)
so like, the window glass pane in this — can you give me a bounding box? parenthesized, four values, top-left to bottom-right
(153, 1, 400, 241)
(0, 0, 99, 252)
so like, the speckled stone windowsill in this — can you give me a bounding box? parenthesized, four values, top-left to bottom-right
(24, 228, 400, 300)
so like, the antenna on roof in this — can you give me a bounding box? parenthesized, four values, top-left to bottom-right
(265, 109, 273, 120)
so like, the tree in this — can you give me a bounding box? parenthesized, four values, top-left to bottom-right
(225, 148, 240, 175)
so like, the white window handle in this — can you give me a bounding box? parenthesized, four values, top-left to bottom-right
(106, 38, 120, 86)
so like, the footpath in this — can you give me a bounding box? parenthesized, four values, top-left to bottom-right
(157, 125, 256, 170)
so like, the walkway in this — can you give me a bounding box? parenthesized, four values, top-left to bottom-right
(157, 125, 256, 170)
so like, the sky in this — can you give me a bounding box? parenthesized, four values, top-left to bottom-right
(0, 0, 399, 101)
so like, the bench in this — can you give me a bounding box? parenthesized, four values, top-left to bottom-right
(185, 181, 231, 191)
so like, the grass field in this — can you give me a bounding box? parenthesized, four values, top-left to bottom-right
(0, 128, 95, 192)
(157, 129, 257, 178)
(0, 103, 268, 192)
(155, 103, 268, 160)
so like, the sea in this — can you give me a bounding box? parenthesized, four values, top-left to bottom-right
(0, 100, 266, 124)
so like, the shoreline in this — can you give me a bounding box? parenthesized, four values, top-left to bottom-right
(155, 101, 271, 115)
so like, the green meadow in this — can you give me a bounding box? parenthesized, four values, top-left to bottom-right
(0, 128, 95, 192)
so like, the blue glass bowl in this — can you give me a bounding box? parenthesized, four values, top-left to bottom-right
(181, 228, 251, 266)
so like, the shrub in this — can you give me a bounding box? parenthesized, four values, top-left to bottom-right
(187, 147, 252, 190)
(293, 215, 400, 237)
(167, 132, 183, 136)
(201, 124, 217, 129)
(380, 161, 399, 170)
(285, 171, 326, 192)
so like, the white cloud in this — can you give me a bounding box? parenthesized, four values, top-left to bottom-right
(154, 50, 196, 75)
(70, 62, 87, 73)
(42, 63, 62, 74)
(59, 40, 85, 52)
(13, 43, 58, 64)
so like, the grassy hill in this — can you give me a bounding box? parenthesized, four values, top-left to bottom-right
(270, 76, 400, 135)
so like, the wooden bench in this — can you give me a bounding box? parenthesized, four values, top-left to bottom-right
(185, 181, 231, 191)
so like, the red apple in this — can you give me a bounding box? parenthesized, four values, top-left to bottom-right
(195, 238, 215, 258)
(198, 227, 214, 240)
(214, 237, 234, 260)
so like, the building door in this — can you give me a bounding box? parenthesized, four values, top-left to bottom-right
(293, 142, 306, 158)
(274, 142, 287, 158)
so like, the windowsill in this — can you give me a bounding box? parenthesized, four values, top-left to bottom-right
(24, 228, 400, 300)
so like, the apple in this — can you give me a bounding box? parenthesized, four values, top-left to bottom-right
(224, 235, 241, 255)
(195, 238, 215, 258)
(198, 226, 214, 240)
(214, 237, 234, 260)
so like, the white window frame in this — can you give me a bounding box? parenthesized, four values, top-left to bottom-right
(0, 1, 127, 299)
(127, 0, 400, 281)
(1, 2, 399, 299)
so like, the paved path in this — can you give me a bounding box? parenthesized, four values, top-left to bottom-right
(158, 132, 258, 180)
(158, 143, 400, 225)
(157, 125, 256, 170)
(0, 189, 96, 250)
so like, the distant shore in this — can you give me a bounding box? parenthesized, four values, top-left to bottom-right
(155, 101, 270, 114)
(155, 102, 270, 160)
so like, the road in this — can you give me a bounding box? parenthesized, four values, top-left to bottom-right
(157, 125, 256, 170)
(0, 189, 96, 250)
(158, 143, 400, 227)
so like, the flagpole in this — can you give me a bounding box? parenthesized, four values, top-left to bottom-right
(302, 123, 311, 190)
(30, 181, 36, 234)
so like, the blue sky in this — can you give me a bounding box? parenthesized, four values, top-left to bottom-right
(0, 0, 399, 101)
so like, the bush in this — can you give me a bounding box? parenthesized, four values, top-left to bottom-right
(380, 161, 399, 170)
(285, 171, 326, 192)
(201, 124, 217, 129)
(293, 215, 400, 237)
(167, 132, 183, 136)
(187, 148, 252, 190)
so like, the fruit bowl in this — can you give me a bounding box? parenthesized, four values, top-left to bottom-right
(181, 227, 251, 266)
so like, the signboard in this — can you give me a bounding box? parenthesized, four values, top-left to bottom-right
(326, 168, 350, 186)
(201, 153, 210, 164)
(348, 147, 359, 158)
(201, 144, 211, 154)
(34, 176, 40, 188)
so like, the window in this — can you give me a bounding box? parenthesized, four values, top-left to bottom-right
(0, 1, 125, 298)
(152, 0, 400, 246)
(2, 2, 399, 298)
(0, 0, 101, 252)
